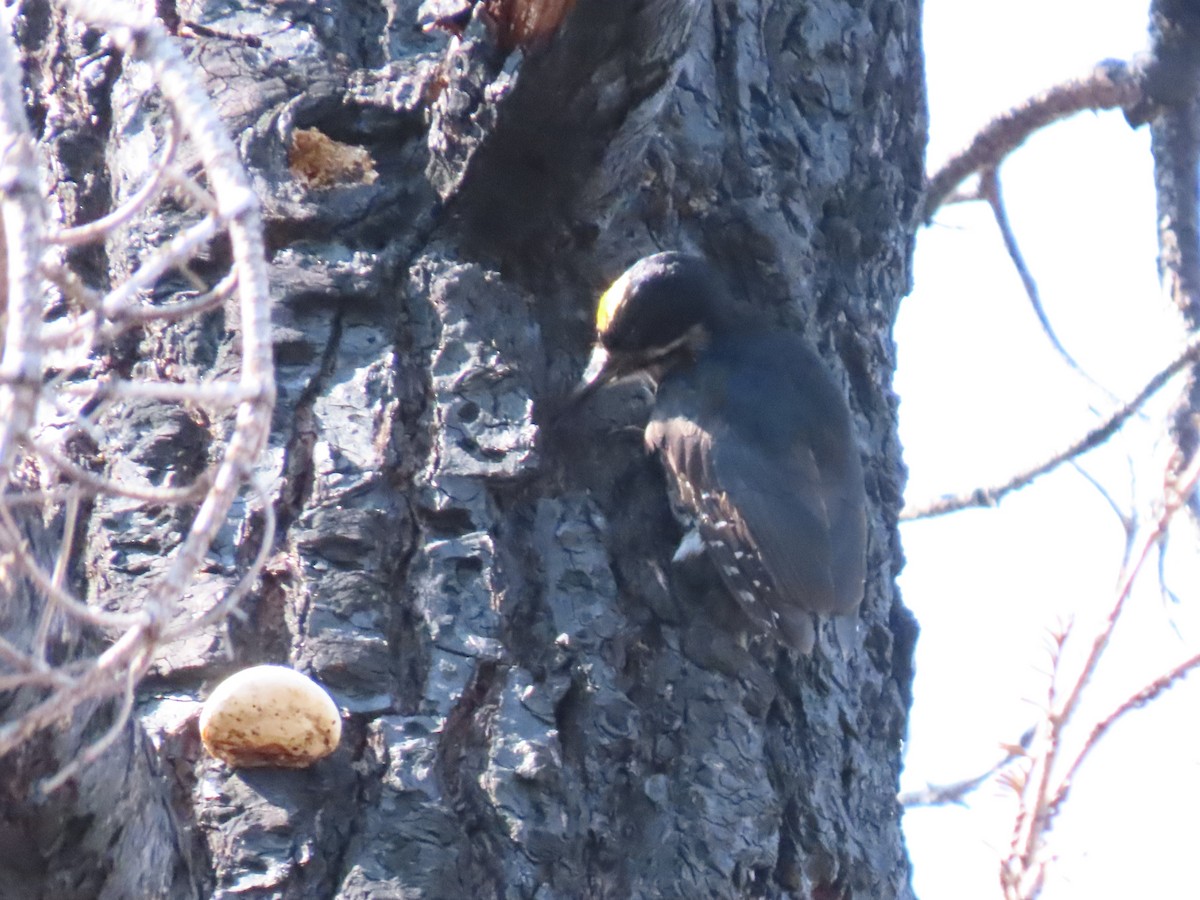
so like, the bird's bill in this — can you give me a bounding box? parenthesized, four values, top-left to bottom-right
(569, 345, 621, 406)
(581, 345, 614, 387)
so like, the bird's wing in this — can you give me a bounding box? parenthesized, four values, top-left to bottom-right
(647, 405, 865, 647)
(711, 429, 864, 617)
(714, 334, 868, 618)
(646, 411, 817, 649)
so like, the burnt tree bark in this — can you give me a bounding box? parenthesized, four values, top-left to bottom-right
(0, 0, 923, 897)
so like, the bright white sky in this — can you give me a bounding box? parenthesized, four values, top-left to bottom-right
(897, 1, 1200, 897)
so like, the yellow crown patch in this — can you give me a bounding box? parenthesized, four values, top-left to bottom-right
(595, 270, 632, 335)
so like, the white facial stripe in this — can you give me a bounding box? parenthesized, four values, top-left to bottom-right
(640, 324, 707, 364)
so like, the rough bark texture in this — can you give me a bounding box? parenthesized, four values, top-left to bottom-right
(0, 0, 924, 897)
(1145, 0, 1200, 513)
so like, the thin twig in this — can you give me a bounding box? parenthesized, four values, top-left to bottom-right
(108, 271, 236, 327)
(1061, 446, 1200, 739)
(900, 727, 1033, 808)
(0, 642, 143, 758)
(903, 331, 1200, 519)
(33, 489, 81, 661)
(1067, 459, 1134, 539)
(164, 476, 276, 639)
(58, 377, 268, 408)
(1052, 646, 1200, 818)
(96, 212, 221, 319)
(0, 632, 53, 673)
(36, 439, 213, 504)
(980, 169, 1117, 401)
(40, 659, 142, 793)
(0, 670, 75, 691)
(47, 115, 183, 247)
(0, 504, 144, 630)
(41, 261, 103, 312)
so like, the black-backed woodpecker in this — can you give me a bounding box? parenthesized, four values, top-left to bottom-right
(577, 252, 867, 654)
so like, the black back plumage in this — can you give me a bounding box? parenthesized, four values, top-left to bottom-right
(588, 253, 867, 653)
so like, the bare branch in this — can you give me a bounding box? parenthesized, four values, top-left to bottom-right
(34, 439, 213, 504)
(104, 271, 236, 330)
(95, 213, 222, 319)
(47, 115, 183, 247)
(900, 726, 1034, 808)
(924, 61, 1143, 222)
(33, 489, 82, 661)
(0, 19, 49, 492)
(903, 331, 1200, 520)
(164, 475, 277, 638)
(1052, 646, 1200, 819)
(0, 504, 145, 631)
(39, 661, 142, 794)
(1061, 447, 1200, 737)
(59, 377, 269, 408)
(0, 0, 276, 782)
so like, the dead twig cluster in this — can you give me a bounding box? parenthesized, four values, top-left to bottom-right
(999, 447, 1200, 900)
(0, 1, 274, 791)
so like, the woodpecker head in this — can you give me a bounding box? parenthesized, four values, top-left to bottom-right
(577, 252, 734, 397)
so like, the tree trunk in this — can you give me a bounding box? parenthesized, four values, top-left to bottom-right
(0, 0, 923, 897)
